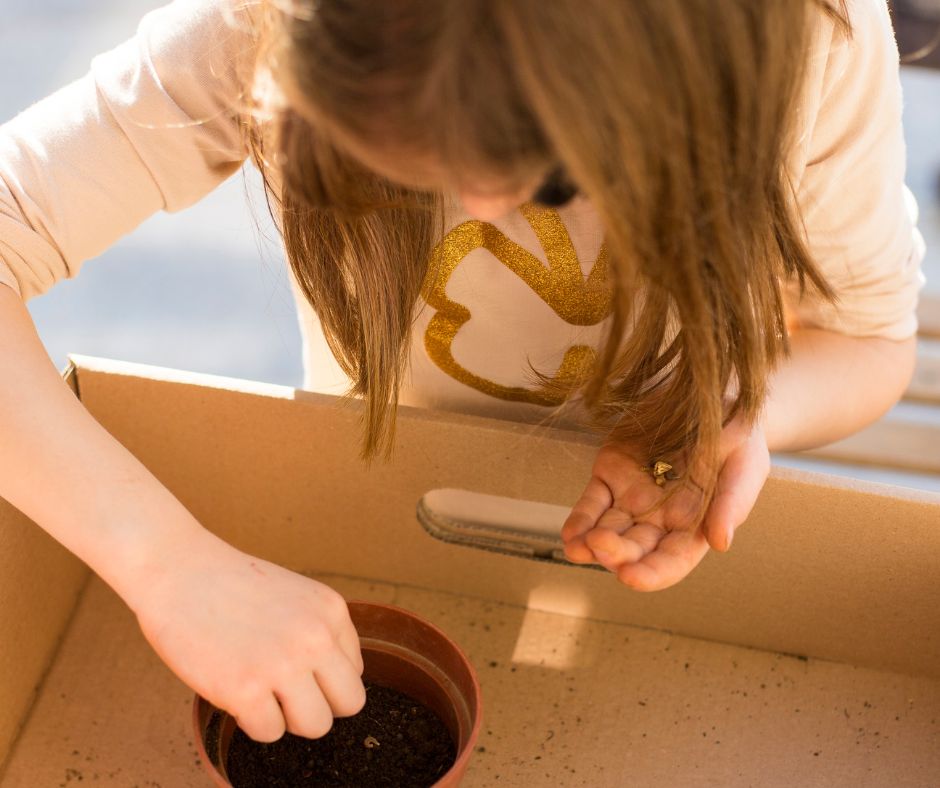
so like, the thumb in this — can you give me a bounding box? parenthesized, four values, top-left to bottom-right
(703, 443, 769, 552)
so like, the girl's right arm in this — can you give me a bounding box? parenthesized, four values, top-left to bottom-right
(0, 282, 365, 742)
(0, 0, 366, 740)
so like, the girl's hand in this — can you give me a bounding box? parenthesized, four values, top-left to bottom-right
(132, 530, 366, 742)
(561, 415, 770, 590)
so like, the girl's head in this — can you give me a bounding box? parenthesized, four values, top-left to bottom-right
(263, 1, 560, 218)
(247, 0, 845, 490)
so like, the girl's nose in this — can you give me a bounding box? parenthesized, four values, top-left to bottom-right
(457, 189, 529, 222)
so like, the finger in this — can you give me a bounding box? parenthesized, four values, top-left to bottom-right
(561, 476, 613, 543)
(317, 590, 364, 675)
(584, 522, 663, 571)
(563, 536, 597, 564)
(234, 692, 286, 743)
(315, 651, 367, 718)
(336, 621, 365, 676)
(274, 674, 335, 739)
(566, 508, 637, 567)
(704, 447, 769, 552)
(615, 528, 709, 592)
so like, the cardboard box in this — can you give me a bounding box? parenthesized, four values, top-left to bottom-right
(1, 355, 938, 787)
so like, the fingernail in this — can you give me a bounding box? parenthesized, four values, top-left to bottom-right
(725, 529, 734, 550)
(593, 550, 613, 563)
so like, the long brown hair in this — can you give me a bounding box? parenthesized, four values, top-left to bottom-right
(245, 0, 847, 491)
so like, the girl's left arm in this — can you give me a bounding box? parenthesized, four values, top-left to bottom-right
(697, 326, 917, 564)
(760, 328, 916, 453)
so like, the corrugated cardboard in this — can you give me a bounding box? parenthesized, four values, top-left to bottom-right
(0, 355, 938, 787)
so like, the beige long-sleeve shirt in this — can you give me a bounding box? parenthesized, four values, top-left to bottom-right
(0, 0, 925, 422)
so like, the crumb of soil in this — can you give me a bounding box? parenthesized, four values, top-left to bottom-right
(225, 682, 456, 787)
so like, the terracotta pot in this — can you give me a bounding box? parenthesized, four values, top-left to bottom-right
(193, 600, 482, 787)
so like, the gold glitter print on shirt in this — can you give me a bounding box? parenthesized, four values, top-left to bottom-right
(422, 203, 612, 406)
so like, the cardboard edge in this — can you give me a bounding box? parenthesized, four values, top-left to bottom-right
(66, 354, 603, 446)
(768, 460, 940, 505)
(65, 354, 298, 402)
(69, 354, 940, 506)
(61, 359, 79, 399)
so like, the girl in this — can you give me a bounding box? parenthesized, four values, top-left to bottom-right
(0, 0, 923, 747)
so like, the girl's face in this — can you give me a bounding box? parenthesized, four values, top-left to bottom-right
(438, 170, 579, 220)
(329, 128, 548, 221)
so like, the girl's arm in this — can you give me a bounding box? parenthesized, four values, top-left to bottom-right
(0, 284, 366, 741)
(761, 328, 916, 452)
(0, 2, 367, 740)
(0, 283, 211, 602)
(700, 328, 917, 558)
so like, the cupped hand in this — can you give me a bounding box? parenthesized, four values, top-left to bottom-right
(132, 530, 365, 743)
(561, 414, 770, 591)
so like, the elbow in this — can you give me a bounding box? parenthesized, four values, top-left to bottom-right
(893, 334, 918, 396)
(871, 333, 918, 416)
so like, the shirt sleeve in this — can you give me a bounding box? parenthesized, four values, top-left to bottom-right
(0, 0, 254, 301)
(785, 0, 926, 341)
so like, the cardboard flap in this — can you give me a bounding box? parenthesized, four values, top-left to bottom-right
(68, 356, 940, 678)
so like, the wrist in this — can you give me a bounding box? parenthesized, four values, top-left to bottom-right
(90, 499, 221, 615)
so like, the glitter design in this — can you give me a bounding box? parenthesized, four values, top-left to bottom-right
(421, 203, 612, 405)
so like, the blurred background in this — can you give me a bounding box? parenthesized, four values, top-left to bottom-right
(1, 0, 938, 485)
(2, 0, 301, 386)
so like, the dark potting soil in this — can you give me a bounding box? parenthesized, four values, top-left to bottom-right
(225, 681, 457, 788)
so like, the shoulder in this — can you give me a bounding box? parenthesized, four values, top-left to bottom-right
(785, 1, 923, 341)
(791, 0, 901, 184)
(84, 0, 259, 208)
(135, 0, 260, 95)
(821, 0, 898, 94)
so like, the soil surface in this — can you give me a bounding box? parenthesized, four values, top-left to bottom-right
(225, 681, 457, 787)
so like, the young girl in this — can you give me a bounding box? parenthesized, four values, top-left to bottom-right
(0, 0, 922, 747)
